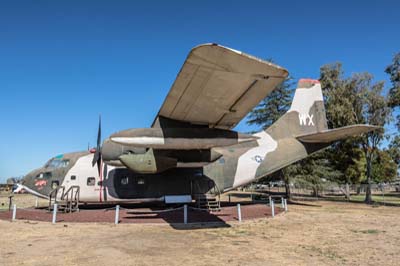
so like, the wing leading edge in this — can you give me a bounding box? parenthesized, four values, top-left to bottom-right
(152, 44, 289, 129)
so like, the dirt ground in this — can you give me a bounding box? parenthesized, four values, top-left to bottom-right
(1, 199, 399, 266)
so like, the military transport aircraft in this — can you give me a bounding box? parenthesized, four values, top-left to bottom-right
(16, 44, 378, 204)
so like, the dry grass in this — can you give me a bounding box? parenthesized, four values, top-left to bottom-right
(1, 196, 400, 266)
(0, 192, 48, 210)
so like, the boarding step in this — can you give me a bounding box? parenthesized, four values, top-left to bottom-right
(49, 201, 79, 213)
(195, 194, 221, 212)
(48, 185, 80, 213)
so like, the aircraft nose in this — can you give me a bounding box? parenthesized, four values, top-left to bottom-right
(21, 172, 39, 188)
(13, 183, 24, 193)
(19, 173, 35, 191)
(16, 173, 49, 199)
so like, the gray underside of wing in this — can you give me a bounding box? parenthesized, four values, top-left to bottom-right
(153, 44, 288, 129)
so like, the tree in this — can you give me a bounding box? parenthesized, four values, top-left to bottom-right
(385, 52, 400, 111)
(387, 136, 400, 166)
(247, 77, 294, 129)
(347, 74, 391, 203)
(289, 154, 342, 197)
(320, 64, 391, 203)
(319, 63, 366, 197)
(371, 150, 398, 183)
(385, 52, 400, 174)
(247, 75, 294, 198)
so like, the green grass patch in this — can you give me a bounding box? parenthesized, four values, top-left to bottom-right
(351, 229, 383, 234)
(360, 229, 379, 234)
(327, 193, 400, 205)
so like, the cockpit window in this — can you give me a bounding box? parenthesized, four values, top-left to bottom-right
(36, 172, 52, 179)
(45, 159, 70, 169)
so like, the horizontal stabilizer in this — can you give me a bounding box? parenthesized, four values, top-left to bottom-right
(296, 125, 380, 143)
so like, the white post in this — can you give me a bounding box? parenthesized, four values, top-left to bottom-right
(269, 196, 272, 206)
(237, 203, 242, 222)
(184, 204, 187, 224)
(35, 197, 39, 208)
(12, 204, 16, 221)
(115, 205, 120, 225)
(284, 199, 288, 212)
(52, 204, 57, 224)
(271, 200, 275, 218)
(281, 197, 284, 208)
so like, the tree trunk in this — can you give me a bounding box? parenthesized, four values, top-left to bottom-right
(284, 177, 292, 200)
(365, 154, 373, 204)
(312, 187, 318, 197)
(281, 169, 292, 200)
(345, 183, 350, 200)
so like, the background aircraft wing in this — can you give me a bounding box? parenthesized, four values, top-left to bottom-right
(152, 44, 288, 129)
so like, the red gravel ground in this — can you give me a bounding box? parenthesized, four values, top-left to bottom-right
(0, 203, 283, 224)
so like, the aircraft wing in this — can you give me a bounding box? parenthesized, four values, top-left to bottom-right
(152, 44, 288, 129)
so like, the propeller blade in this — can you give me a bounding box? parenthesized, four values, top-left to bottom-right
(92, 115, 102, 168)
(92, 150, 100, 166)
(96, 115, 101, 149)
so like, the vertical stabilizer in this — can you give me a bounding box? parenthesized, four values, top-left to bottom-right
(267, 79, 328, 138)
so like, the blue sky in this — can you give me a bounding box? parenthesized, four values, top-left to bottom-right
(0, 0, 399, 180)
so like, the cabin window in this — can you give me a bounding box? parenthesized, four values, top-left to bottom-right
(51, 181, 59, 189)
(71, 175, 76, 180)
(137, 178, 145, 185)
(87, 177, 96, 186)
(121, 176, 129, 185)
(46, 159, 70, 169)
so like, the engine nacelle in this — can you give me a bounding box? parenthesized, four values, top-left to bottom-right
(109, 127, 257, 150)
(119, 149, 177, 174)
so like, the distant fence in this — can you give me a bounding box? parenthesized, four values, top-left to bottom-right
(289, 182, 399, 196)
(245, 181, 400, 204)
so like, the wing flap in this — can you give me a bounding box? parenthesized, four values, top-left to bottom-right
(296, 125, 380, 143)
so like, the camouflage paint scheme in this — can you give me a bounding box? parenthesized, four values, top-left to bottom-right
(19, 44, 378, 203)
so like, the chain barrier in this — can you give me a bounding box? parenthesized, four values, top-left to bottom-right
(188, 206, 209, 212)
(119, 206, 185, 213)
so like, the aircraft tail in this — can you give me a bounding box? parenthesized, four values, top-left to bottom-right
(267, 79, 328, 138)
(266, 78, 378, 142)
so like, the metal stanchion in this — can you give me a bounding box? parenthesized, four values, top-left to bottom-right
(269, 196, 272, 206)
(271, 200, 275, 218)
(284, 199, 288, 212)
(237, 203, 242, 222)
(184, 204, 187, 224)
(281, 197, 285, 208)
(52, 204, 58, 224)
(115, 205, 120, 225)
(8, 196, 13, 211)
(12, 204, 16, 221)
